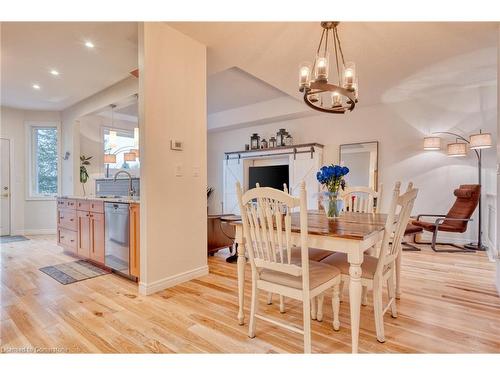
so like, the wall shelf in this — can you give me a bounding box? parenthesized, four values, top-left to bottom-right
(224, 143, 324, 162)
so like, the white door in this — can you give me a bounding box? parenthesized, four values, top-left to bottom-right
(223, 158, 244, 214)
(0, 138, 11, 236)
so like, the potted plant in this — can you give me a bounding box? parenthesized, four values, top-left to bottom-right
(316, 164, 349, 219)
(80, 155, 92, 196)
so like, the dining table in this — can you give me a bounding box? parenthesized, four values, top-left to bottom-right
(231, 210, 389, 354)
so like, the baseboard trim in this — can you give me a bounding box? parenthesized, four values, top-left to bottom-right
(11, 229, 57, 236)
(138, 265, 209, 296)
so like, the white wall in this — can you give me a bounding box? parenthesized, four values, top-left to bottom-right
(61, 76, 138, 196)
(139, 23, 207, 295)
(208, 85, 497, 245)
(0, 106, 61, 234)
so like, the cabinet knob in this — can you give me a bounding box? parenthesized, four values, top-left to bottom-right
(60, 235, 65, 239)
(70, 218, 74, 221)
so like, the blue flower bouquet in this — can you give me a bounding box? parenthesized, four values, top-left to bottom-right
(316, 164, 349, 218)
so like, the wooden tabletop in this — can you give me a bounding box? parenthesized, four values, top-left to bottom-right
(232, 210, 387, 241)
(291, 211, 387, 240)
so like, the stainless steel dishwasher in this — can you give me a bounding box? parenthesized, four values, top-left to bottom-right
(104, 202, 130, 276)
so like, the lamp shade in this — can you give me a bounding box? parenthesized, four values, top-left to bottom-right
(469, 132, 492, 150)
(447, 142, 467, 157)
(104, 154, 116, 163)
(423, 137, 441, 150)
(124, 152, 137, 162)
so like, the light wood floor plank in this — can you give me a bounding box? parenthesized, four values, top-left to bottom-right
(1, 235, 499, 353)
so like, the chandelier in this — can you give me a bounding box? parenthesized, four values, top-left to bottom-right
(299, 22, 358, 114)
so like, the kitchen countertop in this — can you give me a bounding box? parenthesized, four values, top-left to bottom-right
(58, 195, 140, 204)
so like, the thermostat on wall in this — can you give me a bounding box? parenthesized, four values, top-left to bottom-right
(170, 140, 183, 151)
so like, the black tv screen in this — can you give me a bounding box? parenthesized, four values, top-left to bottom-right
(248, 165, 289, 191)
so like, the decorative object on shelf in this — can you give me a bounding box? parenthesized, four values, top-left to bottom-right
(245, 144, 250, 151)
(422, 129, 492, 251)
(269, 137, 277, 148)
(299, 22, 358, 114)
(284, 134, 293, 146)
(260, 138, 268, 149)
(250, 133, 260, 150)
(316, 164, 349, 219)
(276, 128, 287, 146)
(80, 155, 92, 196)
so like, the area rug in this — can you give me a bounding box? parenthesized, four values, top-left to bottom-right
(39, 260, 110, 285)
(0, 235, 30, 244)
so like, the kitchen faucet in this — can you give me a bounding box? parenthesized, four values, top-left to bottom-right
(113, 170, 136, 198)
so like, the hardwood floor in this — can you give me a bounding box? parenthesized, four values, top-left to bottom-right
(1, 235, 499, 353)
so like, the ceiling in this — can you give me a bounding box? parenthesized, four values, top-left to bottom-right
(207, 67, 288, 114)
(1, 22, 138, 111)
(170, 22, 498, 111)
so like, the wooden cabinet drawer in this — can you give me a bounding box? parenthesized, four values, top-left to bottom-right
(58, 209, 77, 231)
(88, 200, 104, 213)
(58, 228, 77, 252)
(65, 199, 76, 210)
(76, 200, 90, 211)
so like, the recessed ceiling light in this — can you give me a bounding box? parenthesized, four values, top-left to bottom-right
(50, 69, 59, 76)
(85, 41, 95, 48)
(32, 84, 41, 90)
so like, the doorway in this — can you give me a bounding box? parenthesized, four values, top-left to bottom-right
(0, 138, 11, 236)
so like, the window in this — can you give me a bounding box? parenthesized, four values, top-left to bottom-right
(103, 127, 140, 176)
(28, 124, 59, 199)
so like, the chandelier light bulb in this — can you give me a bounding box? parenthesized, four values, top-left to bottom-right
(331, 92, 342, 107)
(299, 63, 311, 88)
(314, 54, 329, 81)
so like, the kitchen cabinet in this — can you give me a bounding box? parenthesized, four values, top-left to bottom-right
(57, 198, 139, 280)
(90, 212, 105, 264)
(77, 210, 91, 258)
(77, 203, 105, 265)
(129, 203, 140, 278)
(57, 199, 77, 255)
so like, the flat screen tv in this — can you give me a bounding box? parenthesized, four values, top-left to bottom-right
(248, 165, 289, 191)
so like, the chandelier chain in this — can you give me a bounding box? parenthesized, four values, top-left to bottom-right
(333, 29, 341, 87)
(334, 27, 346, 67)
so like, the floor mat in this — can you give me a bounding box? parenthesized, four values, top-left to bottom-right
(0, 235, 30, 243)
(39, 259, 110, 285)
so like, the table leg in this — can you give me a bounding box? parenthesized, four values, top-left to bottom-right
(348, 261, 363, 354)
(396, 251, 401, 299)
(237, 241, 246, 325)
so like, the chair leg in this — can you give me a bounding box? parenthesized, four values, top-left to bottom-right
(387, 273, 398, 318)
(339, 280, 345, 303)
(302, 296, 312, 354)
(311, 296, 317, 320)
(279, 295, 285, 313)
(248, 278, 258, 339)
(372, 283, 385, 343)
(414, 230, 475, 253)
(361, 286, 368, 306)
(332, 284, 340, 331)
(267, 292, 273, 305)
(317, 294, 324, 322)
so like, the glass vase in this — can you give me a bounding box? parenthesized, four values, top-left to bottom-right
(320, 191, 344, 219)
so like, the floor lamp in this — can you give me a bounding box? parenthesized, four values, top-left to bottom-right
(423, 129, 493, 251)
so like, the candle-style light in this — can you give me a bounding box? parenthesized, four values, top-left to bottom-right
(343, 61, 356, 90)
(314, 53, 329, 81)
(299, 62, 311, 89)
(331, 92, 342, 108)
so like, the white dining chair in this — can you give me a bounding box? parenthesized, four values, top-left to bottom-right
(341, 185, 383, 214)
(236, 181, 342, 353)
(319, 181, 418, 343)
(338, 185, 382, 305)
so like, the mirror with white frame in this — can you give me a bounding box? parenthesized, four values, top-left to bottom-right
(339, 141, 378, 191)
